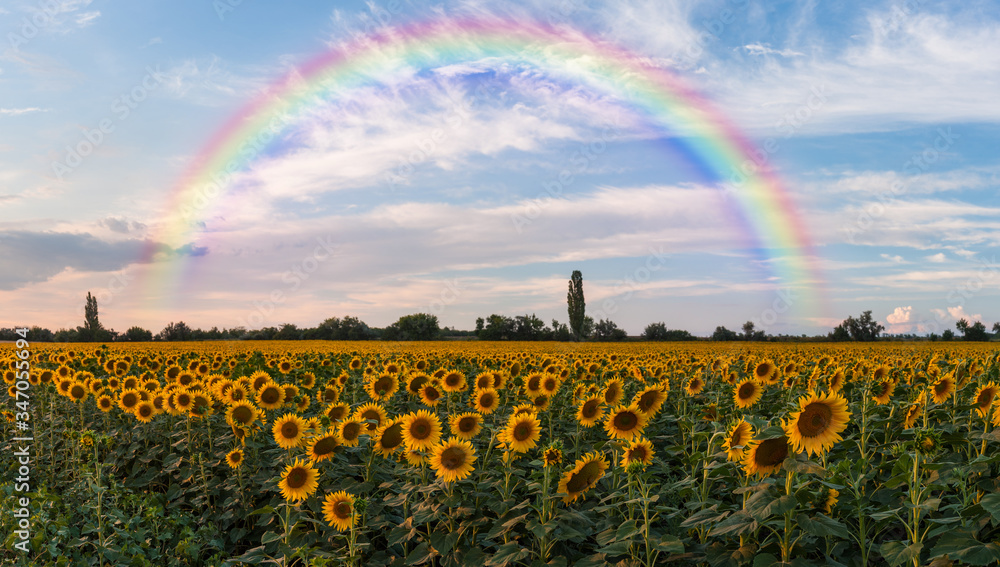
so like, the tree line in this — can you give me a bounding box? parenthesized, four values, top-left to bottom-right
(5, 274, 997, 343)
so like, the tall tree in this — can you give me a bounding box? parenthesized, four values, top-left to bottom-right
(80, 291, 107, 342)
(567, 270, 585, 341)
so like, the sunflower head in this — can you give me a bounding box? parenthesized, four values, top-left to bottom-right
(401, 410, 442, 452)
(743, 436, 791, 477)
(621, 438, 654, 469)
(723, 420, 753, 462)
(279, 459, 319, 502)
(273, 413, 308, 450)
(504, 413, 541, 453)
(225, 448, 244, 469)
(604, 404, 647, 440)
(429, 438, 477, 483)
(322, 491, 356, 531)
(558, 452, 609, 504)
(449, 412, 483, 441)
(783, 391, 851, 457)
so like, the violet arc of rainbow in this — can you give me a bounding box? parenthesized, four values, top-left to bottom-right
(139, 16, 827, 321)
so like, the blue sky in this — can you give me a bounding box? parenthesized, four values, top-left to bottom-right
(1, 0, 998, 336)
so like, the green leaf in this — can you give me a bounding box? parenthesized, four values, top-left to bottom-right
(980, 493, 1000, 523)
(405, 542, 432, 566)
(795, 513, 849, 539)
(656, 534, 684, 554)
(930, 528, 1000, 565)
(747, 492, 796, 522)
(880, 541, 923, 567)
(261, 531, 283, 545)
(486, 542, 529, 567)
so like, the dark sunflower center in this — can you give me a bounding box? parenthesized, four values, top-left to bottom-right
(582, 401, 598, 418)
(613, 412, 637, 431)
(342, 422, 361, 440)
(513, 423, 532, 441)
(281, 422, 299, 439)
(479, 393, 495, 407)
(313, 437, 338, 456)
(233, 406, 253, 424)
(424, 388, 440, 401)
(799, 403, 832, 437)
(362, 410, 380, 429)
(139, 405, 152, 417)
(411, 421, 430, 439)
(440, 447, 466, 469)
(738, 383, 755, 399)
(730, 430, 745, 446)
(381, 424, 403, 448)
(629, 447, 648, 462)
(458, 417, 476, 432)
(261, 388, 279, 404)
(528, 376, 541, 390)
(375, 377, 392, 392)
(335, 502, 352, 519)
(934, 380, 951, 396)
(755, 437, 789, 466)
(566, 461, 602, 493)
(286, 468, 307, 489)
(123, 393, 137, 407)
(231, 453, 242, 463)
(639, 391, 658, 410)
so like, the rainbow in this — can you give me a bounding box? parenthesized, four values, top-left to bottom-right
(140, 16, 826, 321)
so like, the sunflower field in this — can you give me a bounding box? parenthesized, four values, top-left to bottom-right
(2, 341, 1000, 566)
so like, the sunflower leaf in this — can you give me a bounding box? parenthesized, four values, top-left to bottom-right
(795, 513, 849, 539)
(979, 493, 1000, 523)
(880, 541, 923, 567)
(930, 528, 1000, 565)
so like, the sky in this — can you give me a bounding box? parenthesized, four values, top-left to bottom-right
(1, 0, 998, 337)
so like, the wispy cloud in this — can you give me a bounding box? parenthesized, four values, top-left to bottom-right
(742, 43, 804, 57)
(74, 10, 101, 27)
(0, 107, 48, 116)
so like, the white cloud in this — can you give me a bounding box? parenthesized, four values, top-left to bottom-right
(880, 253, 904, 263)
(743, 43, 804, 57)
(0, 107, 47, 116)
(74, 10, 100, 27)
(947, 306, 981, 322)
(886, 305, 911, 324)
(925, 252, 947, 263)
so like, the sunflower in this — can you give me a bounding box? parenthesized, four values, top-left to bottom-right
(278, 459, 318, 502)
(249, 370, 272, 391)
(602, 379, 624, 406)
(754, 360, 778, 385)
(407, 373, 430, 396)
(557, 452, 609, 504)
(621, 437, 655, 469)
(473, 388, 500, 414)
(373, 420, 405, 458)
(441, 371, 467, 393)
(69, 382, 88, 403)
(307, 432, 340, 463)
(316, 384, 340, 405)
(429, 438, 477, 483)
(503, 413, 542, 453)
(743, 436, 790, 477)
(256, 382, 286, 410)
(872, 380, 895, 405)
(225, 448, 244, 469)
(96, 395, 114, 413)
(903, 401, 923, 429)
(816, 488, 839, 514)
(337, 417, 367, 447)
(449, 412, 483, 441)
(723, 419, 753, 462)
(531, 395, 551, 412)
(323, 402, 351, 422)
(685, 376, 705, 396)
(322, 491, 356, 531)
(872, 365, 891, 382)
(733, 379, 763, 409)
(540, 375, 561, 397)
(604, 404, 647, 440)
(524, 372, 545, 397)
(543, 445, 563, 467)
(784, 391, 851, 457)
(972, 382, 1000, 418)
(134, 401, 155, 423)
(930, 373, 956, 404)
(353, 402, 387, 432)
(419, 383, 444, 407)
(576, 396, 605, 427)
(365, 373, 399, 402)
(632, 385, 668, 416)
(118, 388, 142, 412)
(273, 413, 308, 450)
(400, 410, 442, 452)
